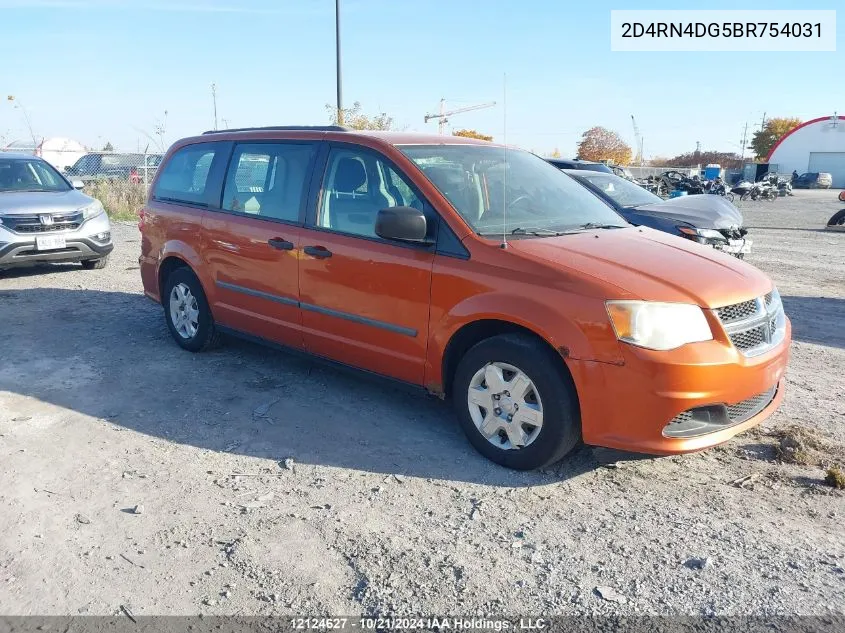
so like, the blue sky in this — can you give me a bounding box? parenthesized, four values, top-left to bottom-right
(1, 0, 841, 157)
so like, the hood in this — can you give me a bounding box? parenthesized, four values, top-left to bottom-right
(509, 226, 771, 308)
(0, 189, 94, 215)
(627, 194, 743, 229)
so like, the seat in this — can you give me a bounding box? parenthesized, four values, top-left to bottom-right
(325, 157, 389, 236)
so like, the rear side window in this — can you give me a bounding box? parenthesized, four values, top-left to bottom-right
(154, 144, 219, 205)
(221, 143, 316, 222)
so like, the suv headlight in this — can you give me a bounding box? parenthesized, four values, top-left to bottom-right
(80, 201, 105, 220)
(678, 227, 727, 244)
(606, 301, 713, 351)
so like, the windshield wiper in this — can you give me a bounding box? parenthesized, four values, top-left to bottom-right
(509, 227, 566, 236)
(574, 222, 626, 230)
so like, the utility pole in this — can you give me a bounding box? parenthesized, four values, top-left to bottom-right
(740, 122, 748, 161)
(335, 0, 343, 125)
(760, 112, 767, 131)
(211, 83, 218, 131)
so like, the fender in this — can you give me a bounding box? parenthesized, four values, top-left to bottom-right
(425, 289, 625, 391)
(156, 240, 213, 301)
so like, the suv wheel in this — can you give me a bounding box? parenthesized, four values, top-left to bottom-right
(452, 333, 580, 470)
(81, 256, 109, 270)
(163, 268, 218, 352)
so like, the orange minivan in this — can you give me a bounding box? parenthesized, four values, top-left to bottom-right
(139, 127, 790, 470)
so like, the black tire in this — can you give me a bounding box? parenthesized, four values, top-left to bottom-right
(452, 333, 580, 470)
(162, 267, 219, 352)
(828, 209, 845, 227)
(740, 192, 750, 201)
(81, 256, 109, 270)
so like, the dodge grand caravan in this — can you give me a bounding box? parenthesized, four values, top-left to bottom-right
(139, 126, 791, 470)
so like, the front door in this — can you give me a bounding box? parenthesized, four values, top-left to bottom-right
(298, 145, 435, 385)
(203, 141, 318, 349)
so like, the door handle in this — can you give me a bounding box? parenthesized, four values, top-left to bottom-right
(304, 245, 332, 259)
(268, 237, 294, 251)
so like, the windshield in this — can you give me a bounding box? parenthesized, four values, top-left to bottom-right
(0, 157, 70, 193)
(572, 171, 662, 208)
(399, 145, 626, 235)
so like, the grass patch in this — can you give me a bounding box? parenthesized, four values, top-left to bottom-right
(772, 425, 845, 470)
(825, 466, 845, 490)
(82, 180, 145, 221)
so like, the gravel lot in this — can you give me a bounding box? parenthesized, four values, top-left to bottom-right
(1, 190, 843, 617)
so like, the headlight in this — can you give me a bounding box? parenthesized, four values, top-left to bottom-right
(606, 301, 713, 351)
(678, 227, 727, 244)
(80, 201, 105, 220)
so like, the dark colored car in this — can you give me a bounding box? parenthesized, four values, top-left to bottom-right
(64, 153, 163, 182)
(546, 158, 612, 173)
(791, 172, 833, 189)
(565, 169, 751, 258)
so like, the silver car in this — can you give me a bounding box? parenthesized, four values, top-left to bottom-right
(0, 153, 113, 270)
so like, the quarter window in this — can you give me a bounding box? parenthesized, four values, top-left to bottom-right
(221, 143, 316, 222)
(154, 144, 219, 205)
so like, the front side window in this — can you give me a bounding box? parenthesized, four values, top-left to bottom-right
(400, 145, 625, 236)
(153, 144, 218, 205)
(0, 158, 70, 193)
(318, 148, 423, 238)
(221, 143, 316, 222)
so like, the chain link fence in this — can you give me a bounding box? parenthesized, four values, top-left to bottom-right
(1, 144, 161, 219)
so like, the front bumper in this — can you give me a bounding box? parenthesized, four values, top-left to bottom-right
(570, 317, 791, 455)
(0, 214, 113, 269)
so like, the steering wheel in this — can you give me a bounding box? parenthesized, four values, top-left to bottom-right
(508, 194, 532, 210)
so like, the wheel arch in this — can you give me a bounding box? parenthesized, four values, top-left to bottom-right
(440, 319, 579, 404)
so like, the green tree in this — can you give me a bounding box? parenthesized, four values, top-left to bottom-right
(576, 127, 632, 165)
(102, 141, 114, 152)
(326, 102, 394, 130)
(452, 129, 493, 142)
(749, 117, 801, 160)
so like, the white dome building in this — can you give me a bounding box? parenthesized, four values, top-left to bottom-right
(36, 137, 87, 171)
(767, 114, 845, 188)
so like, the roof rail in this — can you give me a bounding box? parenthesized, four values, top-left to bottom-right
(201, 125, 349, 135)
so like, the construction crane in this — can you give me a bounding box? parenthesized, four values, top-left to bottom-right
(425, 99, 496, 135)
(631, 115, 644, 166)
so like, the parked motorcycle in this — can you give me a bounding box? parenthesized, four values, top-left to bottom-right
(704, 178, 735, 202)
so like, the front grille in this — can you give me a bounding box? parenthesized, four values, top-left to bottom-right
(716, 299, 760, 324)
(664, 385, 778, 438)
(15, 222, 81, 233)
(0, 212, 84, 234)
(730, 325, 766, 351)
(714, 292, 786, 357)
(726, 387, 778, 424)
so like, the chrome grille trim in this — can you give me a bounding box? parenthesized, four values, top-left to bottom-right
(714, 291, 786, 357)
(0, 212, 84, 234)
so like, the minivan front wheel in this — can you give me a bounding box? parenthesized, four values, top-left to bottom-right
(453, 333, 580, 470)
(163, 268, 218, 352)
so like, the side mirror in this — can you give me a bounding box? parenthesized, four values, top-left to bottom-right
(375, 206, 430, 244)
(838, 190, 845, 203)
(71, 179, 85, 190)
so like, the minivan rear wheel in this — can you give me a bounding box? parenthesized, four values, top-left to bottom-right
(163, 268, 218, 352)
(452, 333, 580, 470)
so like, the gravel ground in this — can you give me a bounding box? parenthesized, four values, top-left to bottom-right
(0, 190, 843, 617)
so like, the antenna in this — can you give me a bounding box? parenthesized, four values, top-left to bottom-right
(501, 73, 508, 249)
